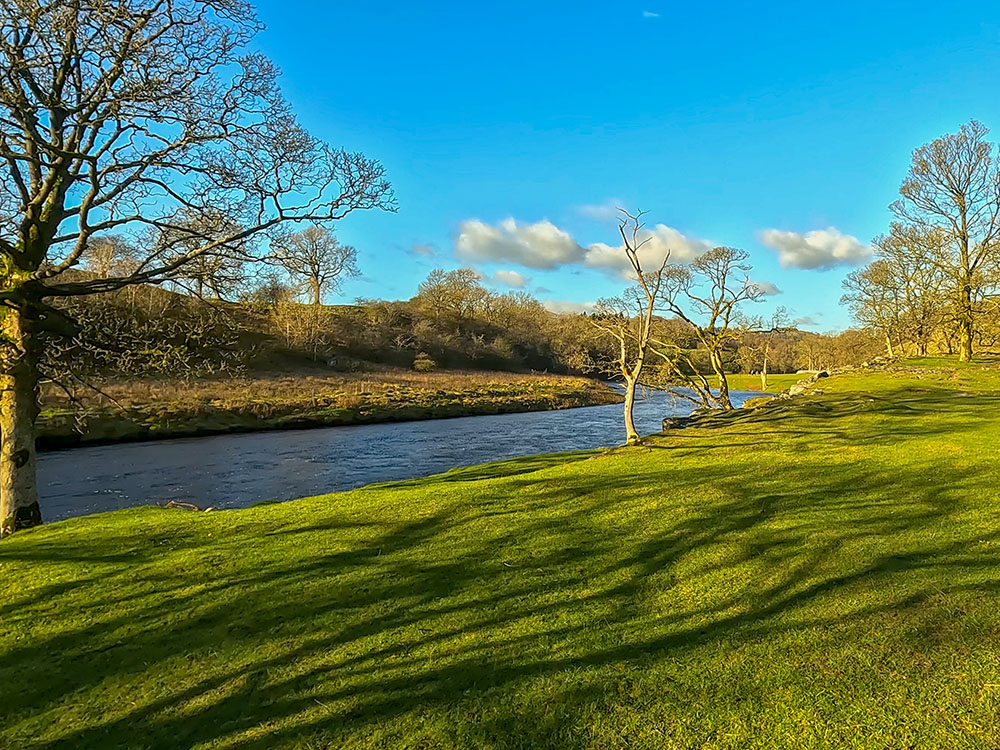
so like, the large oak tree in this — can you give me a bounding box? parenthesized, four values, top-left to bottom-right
(0, 0, 394, 534)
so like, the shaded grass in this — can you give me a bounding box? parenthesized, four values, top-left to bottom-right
(36, 370, 621, 448)
(4, 357, 1000, 747)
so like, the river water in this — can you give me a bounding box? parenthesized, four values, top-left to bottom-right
(38, 387, 762, 522)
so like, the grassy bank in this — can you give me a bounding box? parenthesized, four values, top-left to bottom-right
(5, 358, 1000, 747)
(36, 371, 622, 448)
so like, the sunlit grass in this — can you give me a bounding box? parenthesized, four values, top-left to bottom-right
(722, 372, 803, 392)
(4, 356, 1000, 747)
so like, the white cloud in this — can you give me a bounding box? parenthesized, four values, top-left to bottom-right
(642, 10, 660, 17)
(794, 315, 821, 328)
(456, 218, 585, 269)
(759, 227, 871, 270)
(453, 216, 713, 281)
(577, 198, 626, 223)
(411, 242, 437, 257)
(752, 280, 782, 296)
(543, 299, 596, 314)
(583, 224, 713, 279)
(489, 270, 530, 288)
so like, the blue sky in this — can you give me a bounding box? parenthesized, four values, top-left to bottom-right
(251, 0, 1000, 331)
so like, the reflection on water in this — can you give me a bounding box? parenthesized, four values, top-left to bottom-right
(39, 386, 762, 521)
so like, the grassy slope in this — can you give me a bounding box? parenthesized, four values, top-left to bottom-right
(4, 359, 1000, 748)
(37, 371, 621, 447)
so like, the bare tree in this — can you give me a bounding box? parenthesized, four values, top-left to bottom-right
(843, 224, 950, 356)
(413, 268, 487, 321)
(842, 261, 905, 357)
(891, 120, 1000, 362)
(156, 210, 252, 300)
(737, 307, 789, 391)
(875, 224, 949, 355)
(591, 210, 670, 445)
(244, 270, 296, 309)
(271, 225, 359, 305)
(85, 234, 138, 278)
(661, 248, 763, 409)
(0, 0, 394, 534)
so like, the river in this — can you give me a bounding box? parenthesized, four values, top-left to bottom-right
(38, 387, 763, 521)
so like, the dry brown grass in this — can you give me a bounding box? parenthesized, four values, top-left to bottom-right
(45, 369, 598, 408)
(39, 369, 621, 446)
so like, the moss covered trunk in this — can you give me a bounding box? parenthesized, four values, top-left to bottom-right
(710, 350, 733, 410)
(0, 306, 41, 536)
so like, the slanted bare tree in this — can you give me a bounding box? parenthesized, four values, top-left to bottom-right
(661, 247, 763, 409)
(0, 0, 394, 534)
(271, 225, 359, 306)
(891, 120, 1000, 362)
(590, 210, 670, 445)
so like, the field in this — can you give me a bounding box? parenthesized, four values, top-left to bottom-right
(721, 371, 803, 392)
(4, 358, 1000, 747)
(36, 370, 622, 447)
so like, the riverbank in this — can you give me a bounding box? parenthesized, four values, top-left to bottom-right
(36, 370, 623, 448)
(7, 358, 1000, 747)
(36, 386, 766, 522)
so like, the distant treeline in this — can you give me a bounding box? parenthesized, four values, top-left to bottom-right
(50, 267, 884, 383)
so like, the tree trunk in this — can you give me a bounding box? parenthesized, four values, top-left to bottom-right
(958, 278, 974, 362)
(0, 307, 42, 536)
(710, 349, 732, 409)
(884, 330, 895, 358)
(760, 355, 768, 392)
(310, 278, 322, 306)
(623, 376, 640, 445)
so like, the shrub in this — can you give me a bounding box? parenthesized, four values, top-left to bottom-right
(413, 352, 437, 372)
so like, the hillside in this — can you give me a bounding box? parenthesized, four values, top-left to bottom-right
(42, 282, 627, 446)
(39, 283, 817, 446)
(4, 358, 1000, 747)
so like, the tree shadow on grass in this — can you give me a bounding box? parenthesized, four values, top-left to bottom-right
(649, 384, 1000, 455)
(372, 450, 601, 488)
(3, 385, 1000, 747)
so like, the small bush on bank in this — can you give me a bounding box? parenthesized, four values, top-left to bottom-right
(413, 352, 437, 372)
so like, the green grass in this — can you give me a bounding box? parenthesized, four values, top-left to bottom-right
(5, 357, 1000, 748)
(723, 372, 803, 392)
